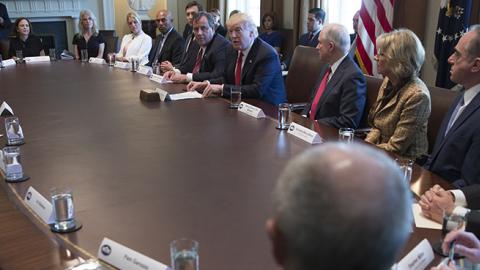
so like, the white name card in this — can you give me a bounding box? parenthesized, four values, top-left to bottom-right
(155, 88, 170, 101)
(150, 74, 172, 84)
(24, 186, 54, 224)
(1, 59, 16, 67)
(0, 150, 5, 173)
(287, 122, 323, 144)
(396, 239, 434, 270)
(24, 56, 50, 63)
(89, 57, 106, 65)
(0, 101, 14, 116)
(237, 102, 266, 118)
(98, 237, 168, 270)
(137, 66, 152, 76)
(114, 61, 130, 69)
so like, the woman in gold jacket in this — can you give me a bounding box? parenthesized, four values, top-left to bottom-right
(365, 29, 431, 159)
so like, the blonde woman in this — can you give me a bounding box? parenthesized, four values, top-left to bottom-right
(116, 12, 152, 65)
(73, 9, 105, 59)
(365, 29, 431, 159)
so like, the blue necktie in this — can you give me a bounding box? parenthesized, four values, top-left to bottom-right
(445, 95, 465, 135)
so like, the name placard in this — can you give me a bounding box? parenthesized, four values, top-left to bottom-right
(237, 102, 266, 118)
(150, 74, 169, 84)
(1, 59, 16, 67)
(287, 122, 323, 144)
(98, 237, 168, 270)
(396, 239, 434, 270)
(0, 150, 4, 173)
(24, 186, 54, 224)
(24, 56, 50, 63)
(0, 101, 14, 116)
(156, 88, 170, 101)
(89, 58, 106, 65)
(114, 61, 130, 69)
(137, 66, 152, 76)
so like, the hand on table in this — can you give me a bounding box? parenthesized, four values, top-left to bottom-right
(419, 184, 455, 223)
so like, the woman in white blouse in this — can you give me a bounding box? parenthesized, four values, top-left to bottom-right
(116, 12, 152, 65)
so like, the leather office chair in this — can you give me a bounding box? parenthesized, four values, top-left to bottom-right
(99, 30, 116, 37)
(359, 75, 382, 128)
(38, 35, 55, 53)
(103, 36, 119, 60)
(427, 86, 457, 153)
(285, 45, 327, 110)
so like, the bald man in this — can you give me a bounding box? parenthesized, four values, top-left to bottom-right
(147, 9, 185, 68)
(266, 143, 411, 270)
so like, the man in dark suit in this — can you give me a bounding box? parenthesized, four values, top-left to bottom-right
(0, 3, 11, 59)
(267, 143, 411, 270)
(147, 10, 184, 68)
(419, 25, 480, 224)
(186, 13, 286, 105)
(182, 1, 203, 40)
(298, 8, 325, 48)
(164, 12, 229, 83)
(302, 23, 366, 129)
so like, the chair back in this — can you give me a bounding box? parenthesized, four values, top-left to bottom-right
(359, 75, 383, 128)
(285, 45, 327, 103)
(428, 86, 457, 153)
(103, 36, 119, 60)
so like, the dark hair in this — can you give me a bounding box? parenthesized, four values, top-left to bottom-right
(309, 8, 326, 23)
(185, 1, 203, 11)
(193, 11, 215, 29)
(14, 17, 33, 37)
(262, 12, 277, 30)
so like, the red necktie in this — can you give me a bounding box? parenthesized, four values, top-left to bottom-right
(235, 51, 243, 85)
(309, 67, 332, 120)
(192, 48, 204, 74)
(308, 32, 314, 41)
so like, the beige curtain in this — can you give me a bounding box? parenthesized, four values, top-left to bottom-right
(293, 0, 322, 47)
(260, 0, 284, 28)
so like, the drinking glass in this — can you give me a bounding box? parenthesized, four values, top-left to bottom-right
(277, 103, 292, 130)
(15, 50, 24, 63)
(338, 128, 355, 143)
(170, 239, 199, 270)
(51, 187, 77, 232)
(4, 116, 25, 145)
(2, 146, 24, 181)
(49, 48, 56, 61)
(107, 53, 115, 66)
(396, 158, 414, 184)
(229, 87, 242, 109)
(80, 49, 88, 62)
(433, 211, 465, 256)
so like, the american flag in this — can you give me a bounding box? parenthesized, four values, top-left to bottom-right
(354, 0, 395, 76)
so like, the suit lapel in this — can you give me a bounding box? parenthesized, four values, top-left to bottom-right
(317, 58, 347, 107)
(446, 92, 480, 136)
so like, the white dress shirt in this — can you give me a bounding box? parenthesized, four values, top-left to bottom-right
(117, 31, 152, 65)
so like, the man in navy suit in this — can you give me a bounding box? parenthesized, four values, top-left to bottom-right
(187, 13, 286, 105)
(419, 25, 480, 224)
(164, 12, 229, 83)
(298, 8, 325, 48)
(146, 10, 184, 68)
(302, 23, 366, 129)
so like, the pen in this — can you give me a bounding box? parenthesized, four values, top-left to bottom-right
(448, 240, 456, 263)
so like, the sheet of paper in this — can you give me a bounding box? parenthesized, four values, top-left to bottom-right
(25, 56, 50, 63)
(412, 203, 442, 230)
(168, 91, 203, 100)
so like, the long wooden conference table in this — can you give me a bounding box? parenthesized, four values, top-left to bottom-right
(0, 61, 450, 269)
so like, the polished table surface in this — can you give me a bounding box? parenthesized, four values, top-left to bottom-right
(0, 61, 451, 269)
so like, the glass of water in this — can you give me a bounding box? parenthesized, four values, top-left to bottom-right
(170, 239, 199, 270)
(2, 146, 24, 181)
(80, 49, 89, 62)
(338, 128, 355, 143)
(277, 103, 292, 130)
(4, 116, 25, 145)
(107, 53, 115, 66)
(396, 158, 414, 184)
(51, 187, 77, 232)
(49, 48, 56, 61)
(229, 87, 242, 109)
(15, 50, 24, 63)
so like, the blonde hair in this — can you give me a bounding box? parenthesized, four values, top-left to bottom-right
(226, 12, 258, 38)
(376, 29, 425, 79)
(126, 12, 141, 25)
(78, 9, 98, 35)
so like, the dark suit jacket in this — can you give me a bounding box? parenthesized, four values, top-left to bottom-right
(183, 24, 193, 40)
(177, 33, 229, 82)
(178, 34, 199, 74)
(0, 3, 12, 40)
(466, 210, 480, 238)
(425, 91, 480, 204)
(298, 32, 320, 48)
(216, 25, 227, 37)
(147, 28, 185, 66)
(302, 56, 366, 129)
(210, 38, 286, 105)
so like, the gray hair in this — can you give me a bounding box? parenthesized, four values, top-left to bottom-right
(272, 143, 411, 270)
(322, 23, 351, 55)
(376, 28, 425, 79)
(226, 12, 258, 38)
(466, 24, 480, 58)
(78, 9, 98, 35)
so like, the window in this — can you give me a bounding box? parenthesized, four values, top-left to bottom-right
(323, 0, 362, 34)
(226, 0, 261, 26)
